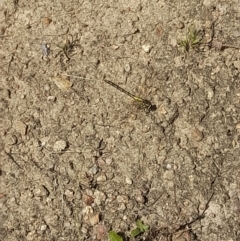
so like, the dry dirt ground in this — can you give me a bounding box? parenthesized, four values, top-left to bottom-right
(1, 0, 240, 241)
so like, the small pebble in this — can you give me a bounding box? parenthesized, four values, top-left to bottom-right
(118, 203, 126, 211)
(124, 63, 131, 72)
(53, 140, 67, 151)
(112, 45, 119, 50)
(89, 213, 99, 226)
(33, 187, 48, 197)
(89, 164, 98, 175)
(125, 177, 133, 185)
(65, 189, 74, 198)
(40, 43, 50, 56)
(81, 225, 89, 234)
(94, 190, 106, 205)
(96, 173, 107, 182)
(166, 164, 172, 169)
(42, 17, 52, 27)
(117, 195, 129, 203)
(192, 128, 204, 141)
(203, 0, 212, 7)
(142, 44, 152, 53)
(83, 194, 94, 206)
(40, 224, 47, 231)
(135, 194, 145, 203)
(142, 125, 151, 133)
(105, 158, 112, 165)
(82, 206, 93, 215)
(44, 214, 59, 226)
(47, 96, 56, 101)
(44, 84, 51, 91)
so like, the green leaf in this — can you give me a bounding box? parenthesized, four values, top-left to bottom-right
(108, 231, 123, 241)
(131, 227, 141, 238)
(136, 220, 149, 232)
(131, 220, 149, 238)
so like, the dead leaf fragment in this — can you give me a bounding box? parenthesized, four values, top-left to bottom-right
(51, 75, 73, 90)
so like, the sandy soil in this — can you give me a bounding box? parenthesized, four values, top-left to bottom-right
(1, 0, 240, 241)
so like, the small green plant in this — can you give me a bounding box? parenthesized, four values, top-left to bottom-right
(108, 231, 123, 241)
(108, 220, 149, 241)
(178, 26, 202, 52)
(131, 220, 149, 238)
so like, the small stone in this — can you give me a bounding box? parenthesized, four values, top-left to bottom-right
(142, 44, 152, 53)
(41, 43, 50, 56)
(192, 128, 204, 141)
(65, 189, 74, 198)
(135, 194, 145, 203)
(64, 221, 71, 228)
(94, 190, 106, 205)
(112, 45, 119, 50)
(125, 177, 133, 185)
(82, 206, 93, 215)
(166, 164, 172, 169)
(33, 187, 49, 197)
(207, 87, 214, 99)
(42, 17, 52, 27)
(26, 231, 36, 240)
(89, 213, 100, 226)
(44, 84, 51, 91)
(236, 123, 240, 129)
(124, 63, 131, 72)
(96, 173, 107, 182)
(105, 158, 112, 165)
(47, 96, 56, 101)
(159, 106, 168, 115)
(53, 140, 67, 151)
(203, 0, 212, 7)
(44, 214, 59, 227)
(81, 225, 89, 234)
(40, 224, 47, 231)
(89, 164, 98, 175)
(142, 125, 150, 133)
(117, 195, 129, 203)
(83, 194, 94, 206)
(118, 203, 126, 211)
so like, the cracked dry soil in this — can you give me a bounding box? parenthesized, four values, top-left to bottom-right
(0, 1, 240, 241)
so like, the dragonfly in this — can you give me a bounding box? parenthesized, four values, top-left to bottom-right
(103, 79, 153, 112)
(62, 74, 155, 112)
